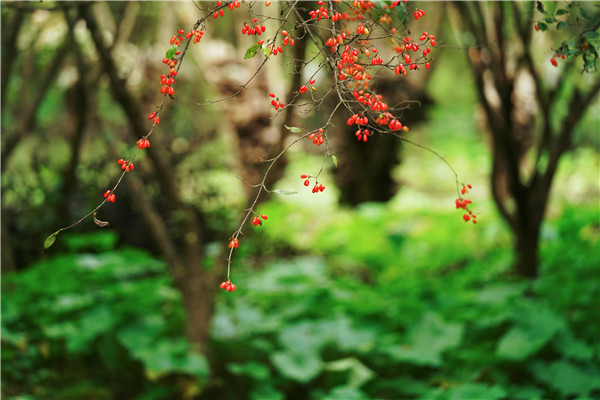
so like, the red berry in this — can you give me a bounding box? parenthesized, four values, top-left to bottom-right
(304, 179, 310, 186)
(104, 190, 111, 198)
(261, 214, 268, 220)
(301, 174, 308, 179)
(148, 112, 156, 120)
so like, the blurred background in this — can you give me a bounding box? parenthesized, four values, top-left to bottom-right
(1, 1, 599, 399)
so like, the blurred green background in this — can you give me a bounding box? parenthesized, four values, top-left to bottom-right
(2, 2, 599, 399)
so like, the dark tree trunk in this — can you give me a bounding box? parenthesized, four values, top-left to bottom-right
(452, 1, 600, 278)
(513, 217, 540, 278)
(333, 81, 433, 206)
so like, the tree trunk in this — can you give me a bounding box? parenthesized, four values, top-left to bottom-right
(513, 219, 540, 278)
(178, 267, 220, 349)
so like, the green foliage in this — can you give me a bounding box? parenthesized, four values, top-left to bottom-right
(4, 204, 599, 399)
(2, 232, 207, 399)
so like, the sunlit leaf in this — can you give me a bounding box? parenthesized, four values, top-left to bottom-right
(331, 154, 338, 168)
(285, 125, 304, 133)
(165, 45, 177, 59)
(271, 350, 323, 382)
(244, 44, 261, 59)
(272, 189, 298, 195)
(263, 46, 271, 58)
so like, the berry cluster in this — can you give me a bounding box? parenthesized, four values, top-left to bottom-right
(137, 138, 151, 149)
(299, 78, 316, 94)
(220, 280, 237, 292)
(242, 19, 265, 35)
(280, 30, 296, 48)
(103, 190, 116, 203)
(148, 111, 160, 126)
(455, 184, 477, 224)
(252, 214, 268, 227)
(213, 0, 241, 19)
(301, 174, 326, 193)
(268, 92, 285, 110)
(308, 128, 325, 146)
(309, 2, 329, 20)
(117, 159, 134, 173)
(228, 238, 239, 248)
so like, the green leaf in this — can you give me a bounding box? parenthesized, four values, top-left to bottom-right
(496, 301, 565, 360)
(555, 8, 568, 15)
(165, 45, 177, 59)
(556, 21, 568, 30)
(44, 232, 59, 249)
(244, 44, 261, 59)
(331, 155, 338, 168)
(443, 383, 507, 400)
(397, 3, 406, 27)
(325, 358, 374, 388)
(325, 386, 368, 400)
(544, 17, 556, 23)
(532, 360, 600, 397)
(271, 351, 323, 383)
(584, 31, 600, 40)
(553, 331, 594, 361)
(272, 189, 298, 195)
(285, 125, 304, 133)
(262, 46, 271, 58)
(580, 6, 590, 20)
(538, 22, 548, 31)
(389, 312, 464, 367)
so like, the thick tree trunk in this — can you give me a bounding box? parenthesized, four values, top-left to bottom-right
(178, 267, 220, 348)
(513, 220, 540, 278)
(333, 81, 433, 206)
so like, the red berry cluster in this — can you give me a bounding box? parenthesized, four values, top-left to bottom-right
(103, 190, 116, 203)
(213, 0, 241, 19)
(242, 18, 265, 35)
(455, 184, 477, 224)
(394, 33, 436, 73)
(137, 138, 151, 149)
(300, 174, 325, 193)
(220, 280, 237, 292)
(268, 92, 285, 110)
(550, 54, 565, 67)
(252, 214, 268, 227)
(414, 9, 425, 20)
(117, 159, 134, 173)
(374, 112, 406, 132)
(148, 111, 160, 126)
(228, 238, 239, 248)
(308, 128, 325, 146)
(347, 114, 373, 141)
(309, 2, 329, 20)
(325, 33, 347, 52)
(280, 30, 296, 48)
(299, 78, 316, 94)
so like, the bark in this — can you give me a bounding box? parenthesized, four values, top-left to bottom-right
(451, 1, 600, 278)
(333, 81, 433, 205)
(81, 3, 214, 347)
